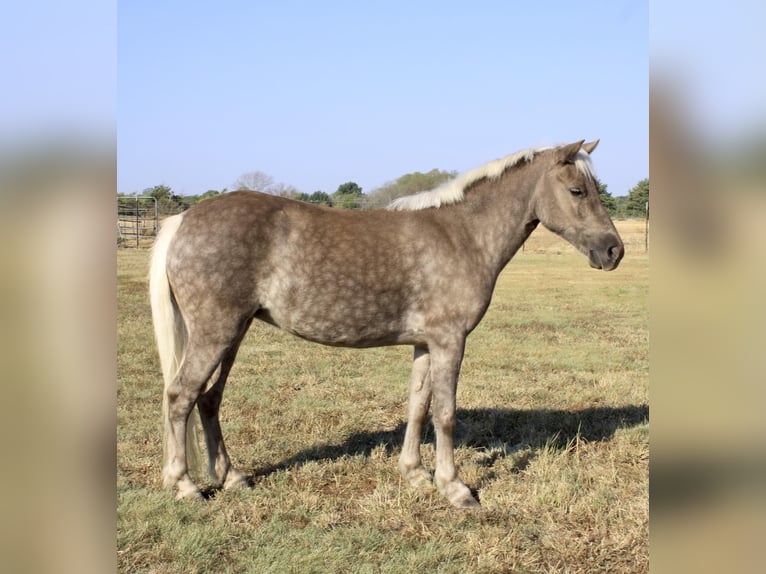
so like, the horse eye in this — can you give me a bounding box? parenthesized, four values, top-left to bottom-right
(569, 187, 583, 196)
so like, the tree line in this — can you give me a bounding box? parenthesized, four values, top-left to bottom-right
(598, 177, 649, 218)
(119, 169, 648, 218)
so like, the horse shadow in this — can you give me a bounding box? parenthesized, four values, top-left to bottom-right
(235, 404, 648, 490)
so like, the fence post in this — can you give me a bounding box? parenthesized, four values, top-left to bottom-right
(134, 194, 140, 248)
(644, 201, 649, 253)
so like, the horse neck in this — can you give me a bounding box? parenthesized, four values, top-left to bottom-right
(436, 162, 541, 275)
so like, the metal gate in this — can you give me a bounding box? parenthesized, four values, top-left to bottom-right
(117, 196, 158, 248)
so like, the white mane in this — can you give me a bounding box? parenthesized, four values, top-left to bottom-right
(386, 145, 596, 211)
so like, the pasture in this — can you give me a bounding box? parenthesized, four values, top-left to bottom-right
(118, 219, 648, 573)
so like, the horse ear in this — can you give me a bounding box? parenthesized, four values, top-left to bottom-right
(557, 140, 585, 163)
(582, 139, 599, 155)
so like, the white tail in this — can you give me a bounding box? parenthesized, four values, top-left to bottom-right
(149, 213, 201, 477)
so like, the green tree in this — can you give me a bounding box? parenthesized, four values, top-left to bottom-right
(595, 177, 618, 216)
(294, 191, 333, 206)
(366, 169, 457, 208)
(142, 184, 187, 213)
(144, 184, 173, 201)
(197, 189, 223, 202)
(308, 191, 332, 206)
(612, 195, 628, 218)
(335, 181, 362, 196)
(625, 178, 649, 217)
(392, 169, 455, 195)
(332, 182, 363, 209)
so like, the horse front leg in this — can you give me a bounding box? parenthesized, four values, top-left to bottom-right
(430, 339, 480, 508)
(399, 345, 432, 488)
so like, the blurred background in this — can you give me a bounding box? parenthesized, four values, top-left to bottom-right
(650, 2, 766, 572)
(0, 2, 116, 573)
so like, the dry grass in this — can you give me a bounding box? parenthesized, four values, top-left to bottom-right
(118, 220, 648, 573)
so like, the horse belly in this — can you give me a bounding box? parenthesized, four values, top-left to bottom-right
(292, 311, 423, 348)
(260, 275, 424, 348)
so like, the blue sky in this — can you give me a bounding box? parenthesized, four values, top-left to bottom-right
(0, 1, 115, 143)
(650, 1, 766, 142)
(119, 1, 648, 197)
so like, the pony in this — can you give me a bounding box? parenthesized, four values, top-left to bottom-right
(150, 140, 623, 507)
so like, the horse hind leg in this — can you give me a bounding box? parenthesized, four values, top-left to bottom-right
(163, 339, 235, 499)
(196, 330, 250, 491)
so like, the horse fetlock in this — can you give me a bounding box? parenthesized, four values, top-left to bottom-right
(209, 458, 235, 486)
(163, 462, 202, 499)
(208, 464, 223, 487)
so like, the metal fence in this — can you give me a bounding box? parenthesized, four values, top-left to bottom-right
(117, 196, 158, 248)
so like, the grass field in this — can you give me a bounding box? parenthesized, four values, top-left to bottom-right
(118, 219, 648, 573)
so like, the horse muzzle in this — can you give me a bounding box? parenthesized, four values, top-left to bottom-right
(588, 236, 624, 271)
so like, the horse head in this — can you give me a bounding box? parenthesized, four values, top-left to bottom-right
(533, 140, 624, 271)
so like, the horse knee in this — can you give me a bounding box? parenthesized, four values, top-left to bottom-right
(432, 408, 455, 435)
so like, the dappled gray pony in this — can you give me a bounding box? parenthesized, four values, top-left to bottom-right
(150, 140, 623, 508)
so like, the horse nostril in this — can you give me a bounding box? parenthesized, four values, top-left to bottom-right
(609, 245, 624, 261)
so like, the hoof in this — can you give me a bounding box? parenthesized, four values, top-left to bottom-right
(174, 481, 203, 500)
(175, 489, 204, 501)
(438, 478, 481, 509)
(165, 473, 203, 500)
(223, 468, 249, 491)
(450, 491, 481, 509)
